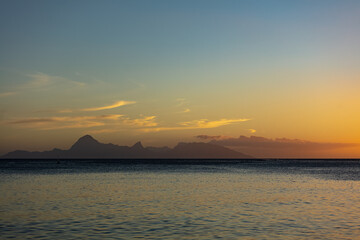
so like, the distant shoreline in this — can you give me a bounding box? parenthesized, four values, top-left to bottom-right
(1, 158, 360, 164)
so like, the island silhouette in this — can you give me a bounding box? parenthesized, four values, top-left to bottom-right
(2, 135, 253, 159)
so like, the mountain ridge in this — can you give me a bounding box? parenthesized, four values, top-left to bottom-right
(1, 135, 253, 159)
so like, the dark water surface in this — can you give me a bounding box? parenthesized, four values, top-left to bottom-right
(1, 160, 360, 239)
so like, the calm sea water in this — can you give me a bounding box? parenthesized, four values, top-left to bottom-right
(1, 160, 360, 239)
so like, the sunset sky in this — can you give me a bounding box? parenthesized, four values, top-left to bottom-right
(1, 0, 360, 157)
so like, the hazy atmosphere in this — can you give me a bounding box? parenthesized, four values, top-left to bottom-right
(1, 0, 360, 158)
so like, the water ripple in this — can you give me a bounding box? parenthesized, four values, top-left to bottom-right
(1, 163, 360, 239)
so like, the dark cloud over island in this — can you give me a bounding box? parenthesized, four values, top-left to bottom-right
(196, 135, 358, 158)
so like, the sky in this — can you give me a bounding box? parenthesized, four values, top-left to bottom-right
(1, 0, 360, 158)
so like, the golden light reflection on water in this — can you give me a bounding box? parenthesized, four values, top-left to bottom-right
(1, 166, 360, 239)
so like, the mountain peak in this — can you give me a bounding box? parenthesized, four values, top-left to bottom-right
(70, 135, 100, 151)
(78, 135, 97, 142)
(131, 141, 144, 149)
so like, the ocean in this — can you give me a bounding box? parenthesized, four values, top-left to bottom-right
(1, 160, 360, 239)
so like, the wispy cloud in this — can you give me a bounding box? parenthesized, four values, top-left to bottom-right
(57, 109, 74, 113)
(175, 108, 191, 114)
(84, 117, 247, 134)
(87, 116, 159, 134)
(140, 118, 250, 132)
(180, 118, 250, 128)
(1, 72, 86, 97)
(196, 135, 232, 140)
(122, 116, 158, 127)
(54, 100, 136, 113)
(6, 113, 158, 133)
(81, 100, 136, 112)
(175, 98, 191, 114)
(26, 73, 52, 87)
(176, 98, 188, 107)
(132, 81, 146, 89)
(7, 114, 123, 130)
(42, 122, 104, 130)
(87, 128, 120, 134)
(9, 115, 123, 124)
(0, 91, 17, 97)
(26, 72, 85, 88)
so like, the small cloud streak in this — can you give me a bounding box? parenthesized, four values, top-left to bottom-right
(175, 98, 191, 113)
(180, 118, 250, 128)
(176, 108, 191, 114)
(7, 114, 123, 130)
(122, 116, 158, 127)
(196, 135, 232, 140)
(58, 109, 74, 113)
(176, 98, 188, 107)
(42, 122, 104, 130)
(0, 72, 85, 99)
(26, 73, 51, 87)
(8, 115, 123, 124)
(81, 100, 136, 112)
(140, 118, 250, 132)
(0, 92, 17, 97)
(26, 72, 85, 88)
(87, 128, 120, 134)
